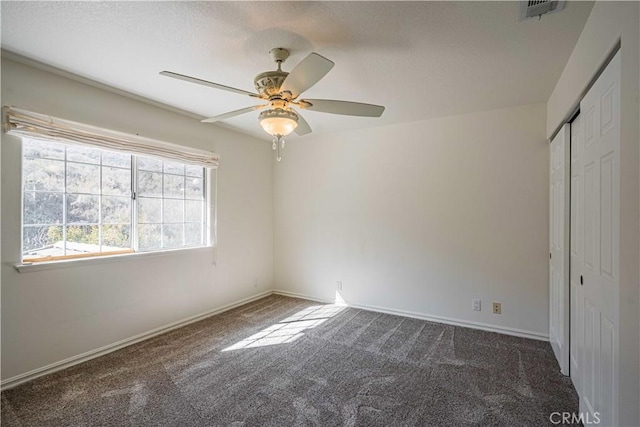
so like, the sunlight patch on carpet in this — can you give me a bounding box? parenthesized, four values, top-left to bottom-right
(222, 305, 346, 351)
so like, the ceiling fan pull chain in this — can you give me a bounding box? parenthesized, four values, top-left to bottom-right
(276, 135, 283, 162)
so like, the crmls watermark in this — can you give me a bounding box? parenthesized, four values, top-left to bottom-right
(549, 411, 601, 425)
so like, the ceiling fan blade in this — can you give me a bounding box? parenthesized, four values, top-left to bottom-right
(200, 105, 266, 123)
(294, 112, 312, 136)
(160, 71, 259, 97)
(300, 99, 385, 117)
(279, 53, 335, 99)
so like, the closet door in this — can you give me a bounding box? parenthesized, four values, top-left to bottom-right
(576, 51, 620, 427)
(549, 124, 570, 375)
(569, 114, 583, 390)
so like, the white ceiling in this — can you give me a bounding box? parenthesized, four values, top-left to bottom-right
(1, 1, 593, 140)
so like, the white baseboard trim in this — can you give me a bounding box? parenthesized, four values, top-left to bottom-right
(273, 289, 335, 305)
(0, 290, 273, 391)
(272, 289, 549, 342)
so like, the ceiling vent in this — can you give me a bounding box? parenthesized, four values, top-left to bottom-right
(519, 0, 566, 21)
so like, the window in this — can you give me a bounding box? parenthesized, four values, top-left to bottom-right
(22, 138, 207, 262)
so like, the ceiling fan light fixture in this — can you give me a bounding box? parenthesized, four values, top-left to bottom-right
(259, 108, 299, 137)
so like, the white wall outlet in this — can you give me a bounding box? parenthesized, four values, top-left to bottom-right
(492, 302, 502, 314)
(472, 299, 481, 311)
(336, 281, 343, 291)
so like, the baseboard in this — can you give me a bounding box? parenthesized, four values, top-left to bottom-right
(273, 289, 335, 305)
(272, 289, 549, 342)
(0, 290, 273, 391)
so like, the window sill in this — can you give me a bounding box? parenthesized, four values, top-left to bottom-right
(14, 246, 216, 273)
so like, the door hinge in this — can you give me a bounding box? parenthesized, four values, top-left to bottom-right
(580, 275, 583, 285)
(550, 252, 552, 259)
(132, 192, 137, 200)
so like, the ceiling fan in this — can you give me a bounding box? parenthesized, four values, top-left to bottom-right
(160, 48, 385, 161)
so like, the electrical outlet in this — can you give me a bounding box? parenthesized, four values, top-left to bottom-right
(336, 281, 343, 291)
(492, 302, 502, 314)
(472, 299, 481, 311)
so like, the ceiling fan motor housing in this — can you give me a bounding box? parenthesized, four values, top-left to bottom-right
(254, 70, 289, 98)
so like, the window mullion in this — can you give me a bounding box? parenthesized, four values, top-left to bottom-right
(132, 155, 139, 252)
(202, 169, 207, 246)
(183, 173, 186, 247)
(98, 154, 103, 252)
(63, 146, 68, 256)
(161, 167, 164, 249)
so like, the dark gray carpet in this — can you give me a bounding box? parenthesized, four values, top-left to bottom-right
(1, 295, 578, 426)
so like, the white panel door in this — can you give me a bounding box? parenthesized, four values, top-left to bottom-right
(549, 124, 570, 376)
(569, 113, 583, 390)
(575, 51, 620, 427)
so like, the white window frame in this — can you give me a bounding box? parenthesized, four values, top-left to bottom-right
(16, 138, 217, 271)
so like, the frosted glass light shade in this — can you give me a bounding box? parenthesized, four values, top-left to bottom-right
(259, 109, 298, 136)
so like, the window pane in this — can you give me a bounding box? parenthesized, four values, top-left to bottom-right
(138, 197, 161, 223)
(67, 194, 99, 223)
(138, 157, 162, 172)
(163, 199, 184, 223)
(23, 139, 65, 160)
(185, 200, 203, 222)
(66, 225, 99, 249)
(163, 224, 183, 248)
(66, 145, 101, 164)
(102, 151, 131, 168)
(23, 225, 63, 252)
(185, 164, 203, 178)
(186, 177, 203, 199)
(138, 171, 162, 197)
(102, 225, 131, 249)
(23, 158, 65, 192)
(67, 162, 100, 193)
(139, 224, 161, 251)
(185, 223, 203, 247)
(163, 174, 184, 199)
(102, 167, 130, 196)
(102, 196, 131, 224)
(163, 161, 184, 175)
(24, 192, 63, 225)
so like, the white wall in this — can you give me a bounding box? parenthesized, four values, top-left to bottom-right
(1, 59, 274, 381)
(546, 2, 640, 425)
(274, 103, 549, 338)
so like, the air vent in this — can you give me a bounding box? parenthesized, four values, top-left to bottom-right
(519, 0, 566, 21)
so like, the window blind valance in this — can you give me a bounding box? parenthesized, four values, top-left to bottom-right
(2, 106, 219, 168)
